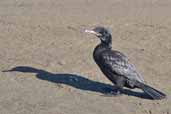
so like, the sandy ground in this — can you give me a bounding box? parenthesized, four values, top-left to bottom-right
(0, 0, 171, 114)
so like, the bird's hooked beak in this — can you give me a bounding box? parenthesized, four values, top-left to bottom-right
(85, 29, 101, 37)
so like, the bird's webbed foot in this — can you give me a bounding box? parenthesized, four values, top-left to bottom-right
(102, 87, 123, 97)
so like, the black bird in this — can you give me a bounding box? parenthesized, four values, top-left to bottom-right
(85, 26, 166, 100)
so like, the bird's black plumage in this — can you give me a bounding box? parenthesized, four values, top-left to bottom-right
(85, 26, 166, 100)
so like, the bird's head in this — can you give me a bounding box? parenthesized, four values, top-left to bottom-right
(85, 26, 112, 46)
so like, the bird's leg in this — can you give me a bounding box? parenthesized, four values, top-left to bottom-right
(102, 86, 123, 97)
(104, 76, 125, 96)
(102, 76, 125, 96)
(113, 85, 123, 95)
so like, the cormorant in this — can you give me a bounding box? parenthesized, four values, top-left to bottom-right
(85, 26, 166, 100)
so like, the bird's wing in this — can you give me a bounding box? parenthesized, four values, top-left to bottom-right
(100, 50, 144, 82)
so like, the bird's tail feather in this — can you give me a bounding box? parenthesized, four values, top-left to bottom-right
(135, 81, 166, 100)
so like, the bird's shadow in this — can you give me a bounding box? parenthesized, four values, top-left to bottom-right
(3, 66, 151, 99)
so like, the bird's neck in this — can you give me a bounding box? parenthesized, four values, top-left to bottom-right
(96, 42, 112, 52)
(100, 35, 112, 48)
(101, 42, 112, 48)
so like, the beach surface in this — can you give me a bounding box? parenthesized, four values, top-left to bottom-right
(0, 0, 171, 114)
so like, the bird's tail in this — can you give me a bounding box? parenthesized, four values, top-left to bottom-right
(134, 81, 166, 100)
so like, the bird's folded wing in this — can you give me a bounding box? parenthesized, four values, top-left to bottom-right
(100, 51, 144, 82)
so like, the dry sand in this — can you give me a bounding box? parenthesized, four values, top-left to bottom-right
(0, 0, 171, 114)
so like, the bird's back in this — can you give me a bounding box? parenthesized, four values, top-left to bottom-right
(93, 45, 144, 84)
